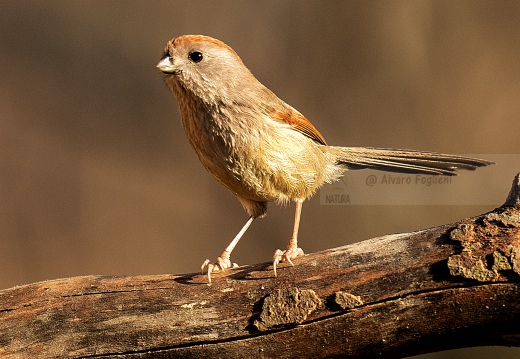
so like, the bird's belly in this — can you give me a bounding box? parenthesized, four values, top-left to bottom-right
(221, 134, 341, 203)
(184, 113, 341, 203)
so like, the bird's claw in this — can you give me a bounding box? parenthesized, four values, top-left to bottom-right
(272, 246, 304, 277)
(201, 257, 238, 284)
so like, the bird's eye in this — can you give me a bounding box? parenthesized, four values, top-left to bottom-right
(188, 51, 203, 63)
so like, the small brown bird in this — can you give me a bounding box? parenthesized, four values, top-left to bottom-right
(157, 35, 492, 283)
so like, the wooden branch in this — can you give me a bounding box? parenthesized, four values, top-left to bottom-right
(1, 174, 520, 359)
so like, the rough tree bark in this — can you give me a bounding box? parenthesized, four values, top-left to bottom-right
(1, 174, 519, 359)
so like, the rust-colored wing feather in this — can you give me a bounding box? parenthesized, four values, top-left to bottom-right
(271, 109, 327, 145)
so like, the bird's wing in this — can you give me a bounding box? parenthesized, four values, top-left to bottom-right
(270, 109, 327, 145)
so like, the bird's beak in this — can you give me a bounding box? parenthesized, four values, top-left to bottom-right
(157, 56, 177, 74)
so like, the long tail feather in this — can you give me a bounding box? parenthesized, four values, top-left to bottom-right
(332, 147, 493, 176)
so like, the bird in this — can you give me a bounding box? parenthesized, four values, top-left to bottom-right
(157, 35, 492, 283)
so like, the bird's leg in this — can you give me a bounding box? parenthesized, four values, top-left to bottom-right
(273, 199, 305, 276)
(201, 216, 255, 283)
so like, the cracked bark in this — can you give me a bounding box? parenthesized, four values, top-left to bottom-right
(1, 174, 519, 358)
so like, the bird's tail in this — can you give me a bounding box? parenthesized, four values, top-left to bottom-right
(329, 146, 493, 176)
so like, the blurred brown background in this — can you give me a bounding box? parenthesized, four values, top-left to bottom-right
(0, 1, 518, 357)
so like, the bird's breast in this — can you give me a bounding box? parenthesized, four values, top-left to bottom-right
(178, 98, 340, 203)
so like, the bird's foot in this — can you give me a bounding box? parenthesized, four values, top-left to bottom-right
(272, 244, 304, 277)
(201, 254, 238, 284)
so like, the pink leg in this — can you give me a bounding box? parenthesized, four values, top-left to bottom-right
(201, 216, 255, 284)
(272, 200, 305, 276)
